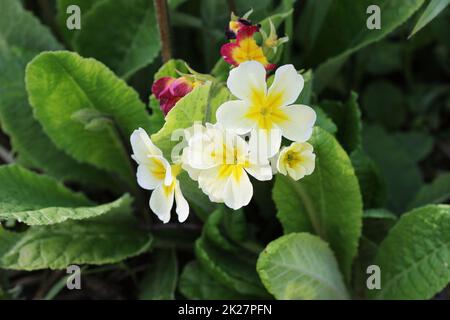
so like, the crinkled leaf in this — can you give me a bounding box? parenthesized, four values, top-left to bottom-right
(0, 0, 111, 188)
(26, 51, 152, 186)
(0, 210, 152, 270)
(257, 233, 349, 300)
(371, 205, 450, 299)
(0, 165, 132, 226)
(73, 0, 161, 79)
(273, 127, 363, 281)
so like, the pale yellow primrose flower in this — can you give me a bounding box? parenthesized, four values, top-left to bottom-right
(216, 61, 316, 158)
(182, 124, 272, 210)
(277, 142, 316, 181)
(130, 128, 189, 223)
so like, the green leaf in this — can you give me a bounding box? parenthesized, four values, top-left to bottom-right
(0, 0, 110, 188)
(350, 148, 386, 209)
(151, 82, 212, 158)
(195, 236, 269, 298)
(257, 233, 349, 300)
(73, 0, 161, 79)
(0, 165, 132, 226)
(361, 81, 406, 130)
(179, 261, 248, 300)
(273, 127, 363, 280)
(321, 92, 362, 153)
(154, 59, 189, 80)
(362, 208, 397, 244)
(371, 205, 450, 299)
(56, 0, 98, 45)
(25, 51, 152, 186)
(139, 249, 178, 300)
(0, 210, 152, 270)
(357, 41, 403, 76)
(363, 125, 423, 212)
(408, 172, 450, 209)
(312, 107, 337, 135)
(305, 0, 426, 92)
(409, 0, 450, 38)
(393, 131, 434, 162)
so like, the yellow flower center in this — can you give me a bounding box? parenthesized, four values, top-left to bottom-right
(231, 38, 269, 66)
(245, 89, 289, 130)
(149, 158, 166, 180)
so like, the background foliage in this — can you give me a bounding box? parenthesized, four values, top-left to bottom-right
(0, 0, 449, 300)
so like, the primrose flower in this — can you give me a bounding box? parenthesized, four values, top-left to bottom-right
(225, 12, 260, 40)
(216, 61, 316, 158)
(130, 128, 189, 223)
(276, 142, 316, 180)
(220, 25, 275, 71)
(182, 124, 272, 210)
(151, 76, 195, 115)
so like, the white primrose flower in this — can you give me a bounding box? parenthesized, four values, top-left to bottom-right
(276, 142, 316, 181)
(130, 128, 189, 223)
(182, 124, 272, 210)
(216, 61, 316, 158)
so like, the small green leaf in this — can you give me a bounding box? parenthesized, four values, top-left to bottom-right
(371, 205, 450, 299)
(408, 172, 450, 209)
(0, 210, 152, 270)
(26, 51, 152, 186)
(139, 249, 178, 300)
(73, 0, 161, 79)
(257, 233, 349, 300)
(313, 107, 338, 135)
(321, 92, 362, 153)
(179, 261, 248, 300)
(151, 82, 212, 158)
(350, 148, 386, 209)
(273, 127, 363, 281)
(409, 0, 450, 38)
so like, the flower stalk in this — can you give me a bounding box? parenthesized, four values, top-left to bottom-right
(154, 0, 172, 62)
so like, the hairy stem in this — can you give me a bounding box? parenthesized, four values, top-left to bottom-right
(154, 0, 172, 62)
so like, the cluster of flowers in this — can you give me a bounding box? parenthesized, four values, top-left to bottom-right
(131, 14, 316, 224)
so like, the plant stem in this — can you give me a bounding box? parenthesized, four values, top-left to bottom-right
(226, 0, 237, 13)
(154, 0, 172, 62)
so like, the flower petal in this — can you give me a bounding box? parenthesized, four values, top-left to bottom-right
(151, 77, 173, 99)
(137, 164, 162, 190)
(174, 180, 189, 222)
(216, 100, 254, 135)
(227, 61, 267, 102)
(130, 128, 163, 164)
(149, 183, 175, 223)
(222, 169, 253, 210)
(268, 64, 304, 107)
(249, 127, 282, 159)
(245, 162, 273, 181)
(278, 105, 316, 142)
(220, 42, 240, 66)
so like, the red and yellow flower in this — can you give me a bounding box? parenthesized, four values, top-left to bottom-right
(151, 76, 195, 115)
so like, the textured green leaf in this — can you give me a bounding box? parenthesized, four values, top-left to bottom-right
(304, 0, 425, 92)
(363, 125, 423, 212)
(408, 172, 450, 209)
(257, 233, 349, 300)
(313, 107, 337, 135)
(0, 210, 152, 270)
(56, 0, 98, 44)
(73, 0, 161, 78)
(321, 92, 362, 153)
(0, 165, 132, 226)
(273, 127, 363, 280)
(179, 261, 248, 300)
(26, 51, 152, 186)
(350, 148, 386, 209)
(195, 236, 269, 298)
(139, 249, 178, 300)
(371, 205, 450, 299)
(409, 0, 450, 38)
(0, 0, 112, 187)
(151, 82, 212, 158)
